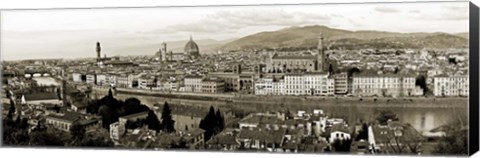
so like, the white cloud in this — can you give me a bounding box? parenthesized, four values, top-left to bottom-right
(148, 9, 339, 35)
(374, 6, 401, 13)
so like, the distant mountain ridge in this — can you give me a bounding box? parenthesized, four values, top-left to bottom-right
(218, 25, 468, 51)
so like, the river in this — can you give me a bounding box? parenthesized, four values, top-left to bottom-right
(91, 87, 468, 134)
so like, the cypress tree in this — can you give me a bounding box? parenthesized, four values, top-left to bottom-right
(108, 88, 113, 99)
(7, 99, 15, 120)
(215, 109, 225, 133)
(200, 106, 217, 141)
(146, 110, 161, 132)
(159, 102, 175, 133)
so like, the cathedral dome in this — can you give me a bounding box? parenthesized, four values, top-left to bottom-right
(184, 36, 200, 57)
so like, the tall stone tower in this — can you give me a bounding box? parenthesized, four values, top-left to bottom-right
(161, 42, 167, 62)
(96, 41, 101, 58)
(317, 34, 326, 72)
(61, 79, 67, 106)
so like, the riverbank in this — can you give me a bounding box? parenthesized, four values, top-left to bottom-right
(91, 86, 468, 133)
(92, 86, 468, 109)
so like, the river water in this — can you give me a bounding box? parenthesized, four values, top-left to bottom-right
(93, 90, 467, 134)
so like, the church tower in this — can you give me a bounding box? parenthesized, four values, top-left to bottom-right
(161, 42, 167, 62)
(317, 34, 326, 72)
(96, 41, 101, 58)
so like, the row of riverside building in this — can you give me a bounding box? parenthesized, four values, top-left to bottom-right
(72, 71, 468, 97)
(255, 72, 468, 97)
(254, 72, 423, 97)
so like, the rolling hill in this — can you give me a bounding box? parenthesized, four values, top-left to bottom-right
(218, 25, 468, 51)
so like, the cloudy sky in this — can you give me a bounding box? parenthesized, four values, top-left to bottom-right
(1, 1, 469, 60)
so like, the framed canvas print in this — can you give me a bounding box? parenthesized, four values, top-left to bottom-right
(1, 0, 479, 157)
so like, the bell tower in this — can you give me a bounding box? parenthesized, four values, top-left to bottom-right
(96, 41, 101, 58)
(161, 42, 167, 62)
(317, 34, 326, 72)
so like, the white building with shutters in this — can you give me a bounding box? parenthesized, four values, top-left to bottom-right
(433, 75, 469, 96)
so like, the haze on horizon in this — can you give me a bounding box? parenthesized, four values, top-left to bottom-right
(0, 1, 469, 61)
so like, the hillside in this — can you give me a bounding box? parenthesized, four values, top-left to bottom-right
(218, 25, 468, 51)
(454, 32, 469, 39)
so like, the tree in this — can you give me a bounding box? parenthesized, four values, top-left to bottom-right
(402, 124, 424, 154)
(98, 105, 119, 129)
(108, 88, 114, 99)
(170, 137, 188, 149)
(214, 109, 225, 134)
(57, 87, 62, 100)
(159, 102, 175, 133)
(331, 138, 352, 152)
(348, 67, 361, 75)
(448, 57, 457, 65)
(356, 123, 369, 141)
(2, 119, 30, 146)
(329, 64, 335, 75)
(146, 110, 161, 132)
(29, 129, 65, 146)
(415, 75, 428, 95)
(7, 99, 15, 119)
(433, 124, 468, 155)
(77, 133, 114, 147)
(376, 110, 399, 125)
(200, 106, 217, 141)
(70, 122, 86, 141)
(53, 104, 61, 113)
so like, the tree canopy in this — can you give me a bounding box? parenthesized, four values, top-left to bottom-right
(433, 124, 468, 155)
(86, 93, 150, 129)
(355, 123, 369, 141)
(415, 75, 428, 95)
(70, 122, 86, 141)
(376, 110, 399, 125)
(331, 138, 352, 152)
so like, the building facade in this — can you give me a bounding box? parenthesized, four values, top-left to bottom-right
(184, 76, 204, 92)
(352, 74, 420, 97)
(266, 34, 327, 73)
(201, 78, 225, 93)
(332, 73, 348, 94)
(433, 76, 469, 96)
(284, 73, 333, 96)
(254, 78, 285, 95)
(267, 55, 317, 73)
(86, 74, 96, 84)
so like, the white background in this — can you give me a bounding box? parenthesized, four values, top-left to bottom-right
(1, 0, 479, 158)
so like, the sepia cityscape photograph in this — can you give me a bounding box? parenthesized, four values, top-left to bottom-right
(0, 1, 471, 156)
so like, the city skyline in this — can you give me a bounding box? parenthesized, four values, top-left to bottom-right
(1, 1, 469, 61)
(1, 2, 472, 155)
